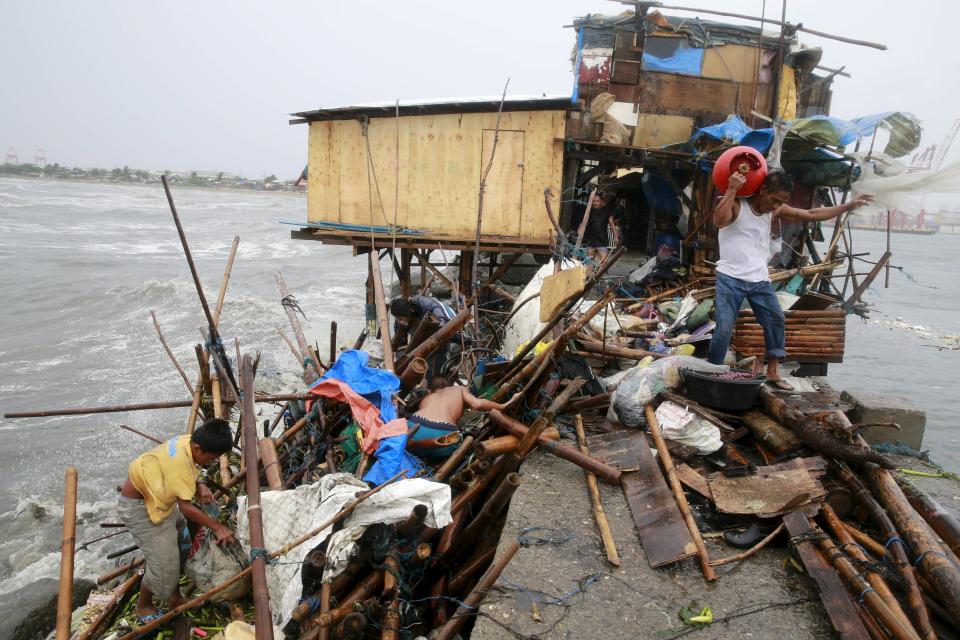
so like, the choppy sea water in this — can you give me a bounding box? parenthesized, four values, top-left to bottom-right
(0, 177, 370, 634)
(0, 177, 958, 632)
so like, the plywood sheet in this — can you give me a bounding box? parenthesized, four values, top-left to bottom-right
(632, 113, 694, 148)
(307, 110, 564, 244)
(701, 45, 760, 84)
(590, 431, 697, 567)
(539, 266, 587, 322)
(637, 71, 770, 120)
(479, 129, 524, 237)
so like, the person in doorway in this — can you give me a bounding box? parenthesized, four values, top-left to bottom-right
(709, 170, 872, 389)
(118, 418, 236, 622)
(570, 190, 620, 262)
(390, 295, 457, 378)
(405, 376, 521, 460)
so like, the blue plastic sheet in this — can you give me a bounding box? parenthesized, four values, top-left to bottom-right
(690, 115, 774, 153)
(363, 432, 424, 485)
(642, 47, 704, 76)
(314, 349, 400, 423)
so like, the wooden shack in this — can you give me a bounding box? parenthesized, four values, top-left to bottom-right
(289, 97, 571, 255)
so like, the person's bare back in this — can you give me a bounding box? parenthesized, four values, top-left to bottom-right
(413, 378, 520, 425)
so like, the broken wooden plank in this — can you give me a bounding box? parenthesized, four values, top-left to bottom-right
(783, 512, 871, 640)
(676, 464, 712, 500)
(592, 431, 697, 567)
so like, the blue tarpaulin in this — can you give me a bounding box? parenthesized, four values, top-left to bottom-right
(689, 115, 774, 153)
(641, 171, 681, 214)
(642, 47, 704, 76)
(314, 349, 400, 423)
(311, 349, 423, 485)
(364, 432, 424, 485)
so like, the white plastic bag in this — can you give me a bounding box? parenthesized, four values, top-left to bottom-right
(609, 356, 727, 427)
(655, 401, 723, 454)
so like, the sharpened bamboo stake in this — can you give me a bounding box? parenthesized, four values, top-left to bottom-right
(55, 468, 78, 640)
(150, 311, 194, 396)
(575, 414, 620, 566)
(646, 404, 716, 581)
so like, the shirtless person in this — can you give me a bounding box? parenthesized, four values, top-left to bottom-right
(406, 377, 520, 460)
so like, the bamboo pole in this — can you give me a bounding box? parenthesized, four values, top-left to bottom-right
(863, 456, 960, 629)
(115, 470, 406, 640)
(150, 310, 195, 396)
(318, 582, 331, 640)
(821, 503, 917, 637)
(834, 464, 937, 639)
(259, 438, 283, 491)
(645, 404, 716, 581)
(276, 271, 322, 369)
(369, 253, 395, 371)
(489, 410, 621, 485)
(239, 356, 274, 640)
(431, 435, 475, 483)
(329, 321, 338, 365)
(434, 540, 521, 640)
(120, 424, 163, 444)
(4, 393, 307, 419)
(76, 570, 142, 640)
(96, 557, 143, 586)
(896, 474, 960, 556)
(811, 518, 923, 640)
(575, 414, 620, 566)
(55, 467, 78, 640)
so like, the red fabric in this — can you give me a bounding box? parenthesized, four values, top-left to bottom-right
(306, 380, 400, 454)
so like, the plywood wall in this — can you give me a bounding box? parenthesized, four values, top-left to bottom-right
(307, 110, 566, 242)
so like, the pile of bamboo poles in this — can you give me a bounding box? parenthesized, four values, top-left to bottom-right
(732, 309, 846, 362)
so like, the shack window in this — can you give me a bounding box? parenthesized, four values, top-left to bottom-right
(641, 36, 704, 76)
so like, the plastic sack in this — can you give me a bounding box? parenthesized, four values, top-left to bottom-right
(185, 530, 250, 603)
(609, 356, 727, 427)
(655, 401, 723, 454)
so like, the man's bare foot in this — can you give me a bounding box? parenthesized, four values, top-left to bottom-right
(168, 592, 191, 610)
(766, 378, 794, 391)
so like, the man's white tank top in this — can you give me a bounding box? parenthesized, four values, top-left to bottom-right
(716, 198, 772, 283)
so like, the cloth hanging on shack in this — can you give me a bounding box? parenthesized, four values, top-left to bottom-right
(642, 46, 704, 75)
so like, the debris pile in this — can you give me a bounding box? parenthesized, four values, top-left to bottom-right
(5, 177, 959, 640)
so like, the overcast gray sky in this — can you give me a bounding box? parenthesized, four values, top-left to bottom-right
(2, 0, 957, 179)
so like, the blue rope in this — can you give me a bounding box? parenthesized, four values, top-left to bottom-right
(250, 547, 276, 565)
(858, 587, 876, 606)
(884, 536, 909, 557)
(914, 550, 947, 568)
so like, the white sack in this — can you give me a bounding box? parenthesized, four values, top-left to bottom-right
(236, 474, 452, 627)
(655, 401, 723, 454)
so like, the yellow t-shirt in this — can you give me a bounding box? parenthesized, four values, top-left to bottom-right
(128, 435, 198, 524)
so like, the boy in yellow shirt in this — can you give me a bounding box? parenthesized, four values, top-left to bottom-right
(118, 418, 235, 621)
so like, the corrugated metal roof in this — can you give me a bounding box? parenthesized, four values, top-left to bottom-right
(290, 95, 574, 124)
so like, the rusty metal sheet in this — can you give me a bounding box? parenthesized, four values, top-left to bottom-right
(707, 468, 826, 517)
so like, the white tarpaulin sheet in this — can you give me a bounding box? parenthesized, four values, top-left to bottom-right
(853, 160, 960, 212)
(236, 474, 452, 627)
(500, 259, 580, 358)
